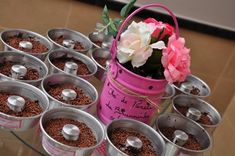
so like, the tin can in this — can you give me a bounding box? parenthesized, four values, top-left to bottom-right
(0, 51, 48, 87)
(172, 74, 211, 98)
(90, 48, 111, 81)
(172, 95, 221, 135)
(0, 81, 49, 131)
(0, 29, 53, 60)
(106, 118, 165, 156)
(40, 107, 105, 156)
(46, 49, 97, 80)
(41, 73, 98, 112)
(156, 113, 211, 156)
(47, 28, 92, 54)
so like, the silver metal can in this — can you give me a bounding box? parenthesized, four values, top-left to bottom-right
(46, 49, 97, 80)
(0, 51, 48, 87)
(41, 73, 98, 111)
(172, 74, 211, 98)
(172, 94, 221, 135)
(88, 32, 113, 49)
(106, 118, 165, 156)
(0, 81, 49, 131)
(0, 29, 53, 60)
(40, 107, 105, 156)
(47, 28, 92, 54)
(149, 84, 176, 126)
(156, 113, 211, 156)
(88, 32, 105, 49)
(90, 48, 111, 81)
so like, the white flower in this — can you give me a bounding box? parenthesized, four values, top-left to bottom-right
(117, 21, 166, 68)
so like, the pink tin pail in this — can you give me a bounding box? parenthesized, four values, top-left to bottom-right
(97, 4, 180, 125)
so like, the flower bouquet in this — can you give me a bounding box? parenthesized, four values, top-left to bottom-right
(117, 18, 190, 82)
(97, 3, 191, 125)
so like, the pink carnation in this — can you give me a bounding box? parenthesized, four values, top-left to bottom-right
(161, 34, 191, 83)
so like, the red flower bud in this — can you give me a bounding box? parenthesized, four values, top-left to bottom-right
(144, 18, 174, 41)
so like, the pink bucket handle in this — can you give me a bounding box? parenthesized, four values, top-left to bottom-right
(111, 3, 180, 60)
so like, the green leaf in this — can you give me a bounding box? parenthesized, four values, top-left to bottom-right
(107, 26, 117, 36)
(106, 19, 119, 37)
(113, 18, 122, 28)
(150, 37, 157, 44)
(102, 5, 110, 24)
(120, 0, 136, 18)
(109, 19, 117, 31)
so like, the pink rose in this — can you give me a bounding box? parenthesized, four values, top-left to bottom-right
(161, 34, 191, 83)
(144, 18, 174, 40)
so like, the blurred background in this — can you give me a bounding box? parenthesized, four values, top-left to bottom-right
(0, 0, 234, 155)
(114, 0, 235, 32)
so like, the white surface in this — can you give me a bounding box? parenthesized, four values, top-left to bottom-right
(113, 0, 235, 32)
